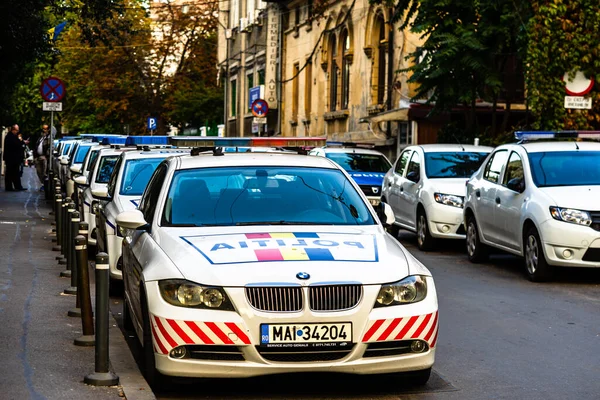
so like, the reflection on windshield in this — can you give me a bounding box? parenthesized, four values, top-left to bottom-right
(74, 146, 91, 164)
(120, 158, 165, 195)
(425, 152, 489, 178)
(163, 167, 375, 227)
(325, 153, 391, 173)
(95, 156, 119, 184)
(529, 151, 600, 187)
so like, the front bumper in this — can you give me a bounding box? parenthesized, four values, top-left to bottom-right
(426, 202, 465, 239)
(539, 219, 600, 267)
(145, 279, 438, 378)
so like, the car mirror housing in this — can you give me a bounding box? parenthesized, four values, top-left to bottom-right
(74, 175, 88, 186)
(91, 187, 111, 201)
(377, 202, 395, 227)
(116, 210, 149, 230)
(60, 158, 69, 165)
(70, 165, 82, 173)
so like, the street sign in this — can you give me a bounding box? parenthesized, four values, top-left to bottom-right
(147, 117, 157, 130)
(251, 99, 269, 118)
(43, 102, 62, 111)
(249, 86, 263, 109)
(253, 117, 267, 124)
(564, 96, 592, 109)
(563, 71, 594, 96)
(40, 76, 65, 102)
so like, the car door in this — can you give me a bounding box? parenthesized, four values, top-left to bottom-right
(401, 150, 423, 230)
(494, 150, 526, 251)
(476, 149, 510, 244)
(386, 149, 411, 221)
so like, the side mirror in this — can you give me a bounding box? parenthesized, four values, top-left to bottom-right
(91, 187, 111, 201)
(60, 158, 69, 165)
(116, 210, 149, 230)
(70, 165, 82, 174)
(406, 171, 420, 183)
(377, 202, 395, 227)
(507, 177, 525, 193)
(74, 175, 88, 187)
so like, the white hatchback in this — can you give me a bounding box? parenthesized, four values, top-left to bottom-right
(381, 144, 492, 250)
(464, 132, 600, 281)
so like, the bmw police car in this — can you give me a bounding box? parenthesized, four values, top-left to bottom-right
(94, 139, 188, 280)
(116, 137, 438, 388)
(309, 144, 392, 206)
(464, 131, 600, 281)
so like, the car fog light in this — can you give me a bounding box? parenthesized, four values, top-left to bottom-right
(441, 225, 450, 233)
(411, 340, 427, 353)
(562, 249, 573, 259)
(170, 346, 187, 359)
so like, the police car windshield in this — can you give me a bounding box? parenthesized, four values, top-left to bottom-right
(61, 143, 72, 155)
(325, 153, 391, 173)
(73, 145, 91, 164)
(425, 152, 489, 178)
(85, 150, 100, 173)
(529, 151, 600, 187)
(95, 156, 119, 184)
(120, 158, 165, 195)
(163, 166, 375, 227)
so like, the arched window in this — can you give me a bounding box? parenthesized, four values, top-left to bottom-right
(329, 35, 338, 111)
(377, 14, 387, 105)
(340, 29, 350, 109)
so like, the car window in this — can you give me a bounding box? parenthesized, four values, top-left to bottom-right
(528, 150, 600, 187)
(406, 151, 421, 178)
(120, 158, 166, 195)
(503, 151, 524, 186)
(95, 155, 119, 184)
(425, 152, 490, 178)
(84, 150, 100, 174)
(483, 150, 508, 184)
(162, 166, 375, 227)
(394, 150, 411, 175)
(325, 153, 391, 173)
(74, 145, 91, 164)
(140, 163, 168, 224)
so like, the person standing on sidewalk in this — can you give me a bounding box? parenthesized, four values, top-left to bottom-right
(33, 124, 51, 191)
(3, 124, 27, 191)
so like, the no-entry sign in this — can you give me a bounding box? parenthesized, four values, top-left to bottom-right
(40, 77, 65, 102)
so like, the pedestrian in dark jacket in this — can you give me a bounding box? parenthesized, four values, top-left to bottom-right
(33, 124, 51, 190)
(3, 124, 27, 191)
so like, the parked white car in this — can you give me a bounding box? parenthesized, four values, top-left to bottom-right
(381, 144, 492, 250)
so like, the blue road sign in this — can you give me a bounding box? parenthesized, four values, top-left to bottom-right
(147, 117, 157, 131)
(249, 86, 261, 109)
(40, 77, 65, 102)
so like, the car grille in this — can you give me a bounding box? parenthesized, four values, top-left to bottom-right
(589, 211, 600, 232)
(245, 286, 303, 312)
(256, 345, 354, 362)
(359, 185, 382, 197)
(582, 248, 600, 262)
(185, 345, 245, 361)
(363, 340, 426, 358)
(309, 285, 362, 311)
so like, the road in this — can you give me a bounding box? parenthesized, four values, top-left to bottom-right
(110, 231, 600, 400)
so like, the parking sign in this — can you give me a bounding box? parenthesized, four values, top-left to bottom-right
(147, 117, 157, 130)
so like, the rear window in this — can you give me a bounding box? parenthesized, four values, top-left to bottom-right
(325, 153, 391, 173)
(95, 156, 119, 184)
(528, 151, 600, 187)
(425, 152, 489, 178)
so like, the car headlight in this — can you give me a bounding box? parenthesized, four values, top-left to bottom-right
(159, 280, 234, 310)
(375, 275, 428, 307)
(91, 201, 99, 215)
(434, 193, 464, 208)
(549, 206, 592, 226)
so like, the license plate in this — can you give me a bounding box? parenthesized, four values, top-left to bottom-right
(369, 199, 380, 206)
(261, 323, 352, 348)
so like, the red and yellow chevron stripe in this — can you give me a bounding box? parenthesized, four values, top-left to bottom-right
(361, 311, 439, 347)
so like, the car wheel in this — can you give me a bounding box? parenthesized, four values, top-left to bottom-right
(142, 299, 165, 390)
(524, 226, 553, 282)
(417, 211, 435, 251)
(466, 216, 489, 262)
(405, 367, 431, 386)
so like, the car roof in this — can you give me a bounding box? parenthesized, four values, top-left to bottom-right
(176, 152, 340, 170)
(518, 141, 600, 152)
(119, 148, 189, 160)
(318, 147, 388, 156)
(415, 144, 494, 153)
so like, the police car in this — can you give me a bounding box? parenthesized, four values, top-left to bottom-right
(65, 141, 94, 203)
(116, 137, 438, 388)
(381, 144, 492, 250)
(308, 144, 392, 206)
(464, 131, 600, 281)
(93, 140, 188, 280)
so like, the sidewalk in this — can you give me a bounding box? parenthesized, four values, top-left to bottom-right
(0, 167, 155, 400)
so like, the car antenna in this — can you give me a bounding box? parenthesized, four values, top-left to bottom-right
(452, 135, 465, 151)
(574, 141, 580, 150)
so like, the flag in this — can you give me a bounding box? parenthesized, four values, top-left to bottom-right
(48, 21, 67, 42)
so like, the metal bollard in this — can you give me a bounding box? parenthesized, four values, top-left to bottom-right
(84, 253, 119, 386)
(74, 235, 95, 346)
(64, 208, 79, 294)
(52, 194, 62, 251)
(59, 201, 72, 273)
(57, 200, 69, 264)
(68, 222, 89, 318)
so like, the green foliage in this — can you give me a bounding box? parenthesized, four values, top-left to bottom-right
(526, 0, 600, 130)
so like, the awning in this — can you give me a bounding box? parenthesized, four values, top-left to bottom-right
(361, 108, 410, 124)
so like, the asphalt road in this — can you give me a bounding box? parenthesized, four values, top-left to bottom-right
(110, 231, 600, 400)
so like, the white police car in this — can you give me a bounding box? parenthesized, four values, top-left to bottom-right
(464, 131, 600, 281)
(116, 137, 439, 388)
(381, 144, 492, 250)
(94, 143, 188, 280)
(309, 144, 392, 206)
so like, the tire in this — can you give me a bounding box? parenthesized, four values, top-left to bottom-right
(142, 299, 165, 390)
(417, 210, 435, 251)
(405, 367, 432, 386)
(524, 226, 553, 282)
(466, 216, 489, 262)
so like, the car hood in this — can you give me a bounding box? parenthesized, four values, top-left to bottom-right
(539, 186, 600, 210)
(154, 226, 414, 286)
(347, 172, 386, 187)
(117, 195, 142, 211)
(428, 178, 468, 196)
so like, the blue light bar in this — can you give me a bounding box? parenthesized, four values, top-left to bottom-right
(125, 136, 170, 146)
(515, 131, 600, 141)
(59, 136, 84, 141)
(93, 136, 128, 145)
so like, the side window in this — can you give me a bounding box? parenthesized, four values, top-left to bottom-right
(139, 163, 168, 224)
(107, 155, 124, 198)
(503, 151, 524, 187)
(394, 150, 411, 175)
(406, 151, 421, 180)
(483, 150, 509, 184)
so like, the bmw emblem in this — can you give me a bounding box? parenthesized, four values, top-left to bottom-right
(296, 272, 310, 280)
